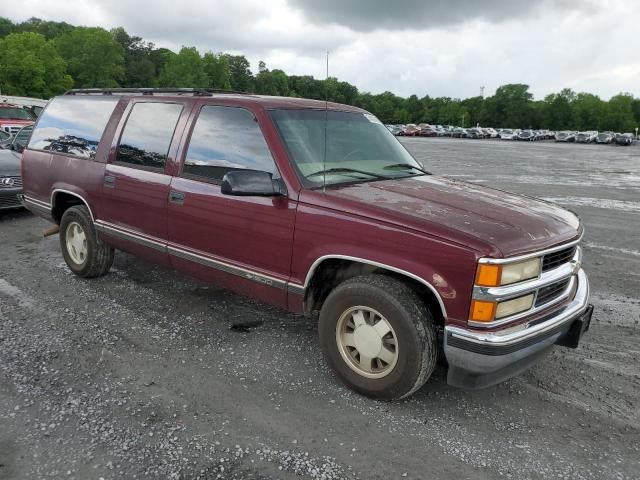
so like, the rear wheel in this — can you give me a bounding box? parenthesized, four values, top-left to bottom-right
(319, 274, 438, 400)
(60, 205, 114, 278)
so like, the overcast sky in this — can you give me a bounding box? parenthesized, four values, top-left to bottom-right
(3, 0, 637, 100)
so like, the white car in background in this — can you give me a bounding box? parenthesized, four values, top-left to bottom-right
(499, 129, 518, 140)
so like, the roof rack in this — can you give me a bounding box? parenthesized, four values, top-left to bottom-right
(64, 88, 248, 97)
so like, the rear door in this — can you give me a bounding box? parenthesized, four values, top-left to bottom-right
(97, 99, 189, 265)
(167, 103, 297, 308)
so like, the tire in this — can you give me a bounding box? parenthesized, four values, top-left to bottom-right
(319, 274, 438, 400)
(59, 205, 114, 278)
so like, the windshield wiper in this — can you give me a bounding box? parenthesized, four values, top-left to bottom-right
(383, 163, 432, 175)
(307, 167, 390, 180)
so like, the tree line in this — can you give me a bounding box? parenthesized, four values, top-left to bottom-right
(1, 17, 638, 132)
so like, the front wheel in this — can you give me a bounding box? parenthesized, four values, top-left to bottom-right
(319, 275, 438, 400)
(60, 205, 114, 278)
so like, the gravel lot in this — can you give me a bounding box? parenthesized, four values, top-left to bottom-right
(1, 138, 639, 480)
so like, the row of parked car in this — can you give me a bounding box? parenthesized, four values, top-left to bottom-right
(554, 130, 636, 145)
(386, 124, 638, 146)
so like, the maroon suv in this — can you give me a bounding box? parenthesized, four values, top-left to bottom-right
(21, 89, 592, 399)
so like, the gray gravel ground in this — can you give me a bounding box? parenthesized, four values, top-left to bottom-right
(1, 138, 639, 480)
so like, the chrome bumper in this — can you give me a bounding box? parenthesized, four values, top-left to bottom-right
(444, 268, 590, 389)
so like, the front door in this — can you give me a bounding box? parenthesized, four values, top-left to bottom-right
(98, 100, 186, 265)
(167, 104, 296, 308)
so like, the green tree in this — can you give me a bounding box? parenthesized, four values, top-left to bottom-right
(0, 32, 72, 98)
(16, 17, 73, 39)
(255, 66, 289, 96)
(158, 46, 207, 87)
(111, 27, 157, 87)
(55, 27, 124, 88)
(223, 54, 253, 92)
(632, 98, 640, 128)
(404, 95, 423, 122)
(288, 75, 323, 99)
(202, 52, 231, 89)
(158, 47, 204, 87)
(0, 17, 15, 37)
(603, 94, 636, 132)
(437, 100, 467, 126)
(490, 84, 534, 127)
(461, 96, 484, 126)
(542, 89, 574, 130)
(571, 93, 605, 130)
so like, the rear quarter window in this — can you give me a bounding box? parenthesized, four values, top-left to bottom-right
(28, 96, 119, 159)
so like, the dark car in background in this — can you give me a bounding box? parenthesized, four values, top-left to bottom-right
(576, 131, 597, 143)
(418, 125, 437, 137)
(0, 126, 31, 210)
(465, 128, 485, 139)
(517, 130, 535, 141)
(615, 133, 635, 146)
(555, 131, 576, 142)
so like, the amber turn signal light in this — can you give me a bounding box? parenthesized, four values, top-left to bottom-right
(475, 264, 502, 287)
(470, 300, 496, 322)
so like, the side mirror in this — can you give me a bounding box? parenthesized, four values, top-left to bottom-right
(221, 170, 286, 197)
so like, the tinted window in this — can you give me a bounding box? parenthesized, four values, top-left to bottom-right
(115, 102, 182, 170)
(0, 107, 32, 120)
(28, 97, 118, 159)
(183, 105, 276, 182)
(14, 126, 33, 149)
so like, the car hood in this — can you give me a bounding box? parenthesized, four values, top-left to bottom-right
(323, 175, 581, 258)
(0, 149, 21, 176)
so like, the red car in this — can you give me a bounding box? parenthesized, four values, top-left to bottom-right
(21, 89, 592, 399)
(418, 125, 437, 137)
(0, 103, 35, 136)
(402, 123, 420, 136)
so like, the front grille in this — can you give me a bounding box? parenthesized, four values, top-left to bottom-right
(0, 193, 23, 208)
(0, 176, 22, 189)
(535, 279, 570, 307)
(542, 246, 576, 272)
(1, 125, 24, 135)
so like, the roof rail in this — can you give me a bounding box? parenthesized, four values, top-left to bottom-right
(64, 88, 248, 97)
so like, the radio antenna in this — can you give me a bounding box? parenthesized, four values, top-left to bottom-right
(323, 50, 329, 192)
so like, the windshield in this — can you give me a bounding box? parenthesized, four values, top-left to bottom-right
(269, 109, 424, 187)
(0, 107, 33, 120)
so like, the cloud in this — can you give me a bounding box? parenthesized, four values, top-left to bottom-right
(0, 0, 635, 100)
(287, 0, 582, 32)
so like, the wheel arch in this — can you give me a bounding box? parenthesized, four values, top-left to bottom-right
(302, 255, 447, 327)
(51, 189, 94, 224)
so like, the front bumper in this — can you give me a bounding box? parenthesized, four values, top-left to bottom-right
(0, 187, 24, 210)
(444, 268, 591, 389)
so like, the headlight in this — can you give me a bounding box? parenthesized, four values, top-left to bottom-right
(475, 257, 541, 287)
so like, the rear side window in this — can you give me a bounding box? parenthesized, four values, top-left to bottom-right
(115, 102, 183, 171)
(28, 97, 119, 159)
(182, 105, 276, 182)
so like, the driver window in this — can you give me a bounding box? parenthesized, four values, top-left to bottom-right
(182, 105, 277, 182)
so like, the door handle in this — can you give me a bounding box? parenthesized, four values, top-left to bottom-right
(169, 190, 185, 204)
(104, 175, 116, 188)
